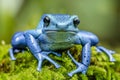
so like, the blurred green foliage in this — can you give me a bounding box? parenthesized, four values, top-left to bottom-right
(0, 0, 120, 44)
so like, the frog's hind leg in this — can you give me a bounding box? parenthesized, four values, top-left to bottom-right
(96, 46, 115, 62)
(9, 32, 27, 60)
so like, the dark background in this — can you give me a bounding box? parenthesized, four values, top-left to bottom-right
(0, 0, 120, 46)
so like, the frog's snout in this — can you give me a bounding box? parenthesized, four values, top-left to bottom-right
(56, 23, 69, 30)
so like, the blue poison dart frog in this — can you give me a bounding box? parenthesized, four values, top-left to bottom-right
(9, 14, 115, 77)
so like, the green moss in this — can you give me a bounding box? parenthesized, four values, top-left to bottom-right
(0, 44, 120, 80)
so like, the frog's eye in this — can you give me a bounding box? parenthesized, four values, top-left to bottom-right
(73, 18, 80, 27)
(43, 16, 50, 27)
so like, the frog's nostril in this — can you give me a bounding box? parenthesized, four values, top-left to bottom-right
(66, 24, 70, 27)
(56, 24, 58, 27)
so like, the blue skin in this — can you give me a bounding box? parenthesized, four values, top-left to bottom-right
(9, 14, 115, 77)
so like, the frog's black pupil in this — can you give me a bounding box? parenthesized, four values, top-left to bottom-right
(43, 16, 50, 27)
(73, 18, 80, 27)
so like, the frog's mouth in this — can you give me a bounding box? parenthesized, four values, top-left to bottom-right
(44, 30, 77, 43)
(44, 30, 78, 34)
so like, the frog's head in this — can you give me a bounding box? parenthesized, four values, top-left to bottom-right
(37, 14, 80, 43)
(38, 14, 80, 34)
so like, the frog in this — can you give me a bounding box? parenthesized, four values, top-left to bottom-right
(9, 14, 115, 77)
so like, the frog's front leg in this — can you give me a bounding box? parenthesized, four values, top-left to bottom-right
(67, 42, 91, 77)
(24, 33, 60, 71)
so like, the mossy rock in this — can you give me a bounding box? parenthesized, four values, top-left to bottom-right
(0, 44, 120, 80)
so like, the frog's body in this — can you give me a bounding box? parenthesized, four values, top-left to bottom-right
(9, 14, 115, 77)
(38, 31, 75, 51)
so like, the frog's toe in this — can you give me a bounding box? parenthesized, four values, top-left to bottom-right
(110, 57, 116, 62)
(36, 59, 44, 72)
(11, 57, 16, 61)
(55, 64, 61, 68)
(96, 46, 115, 54)
(52, 52, 62, 57)
(109, 50, 115, 54)
(68, 73, 73, 77)
(37, 67, 41, 71)
(56, 53, 61, 57)
(96, 47, 102, 53)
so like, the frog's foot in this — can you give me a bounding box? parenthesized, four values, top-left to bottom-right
(96, 46, 115, 62)
(96, 46, 115, 54)
(67, 51, 88, 77)
(35, 52, 61, 71)
(68, 63, 87, 77)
